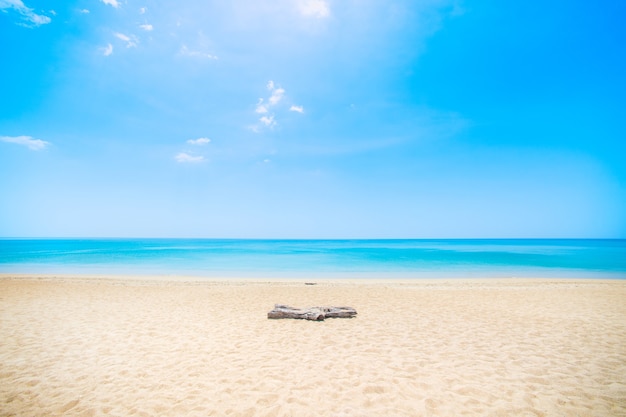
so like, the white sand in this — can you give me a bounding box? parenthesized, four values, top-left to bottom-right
(1, 276, 625, 416)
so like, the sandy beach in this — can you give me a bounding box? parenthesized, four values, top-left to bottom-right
(1, 276, 625, 417)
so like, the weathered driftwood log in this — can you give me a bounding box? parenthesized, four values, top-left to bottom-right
(267, 304, 357, 321)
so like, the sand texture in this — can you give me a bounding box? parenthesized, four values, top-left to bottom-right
(1, 277, 625, 416)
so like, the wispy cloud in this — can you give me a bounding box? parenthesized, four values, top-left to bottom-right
(255, 81, 283, 127)
(255, 99, 268, 114)
(114, 32, 138, 48)
(187, 137, 211, 145)
(0, 0, 51, 27)
(269, 87, 285, 106)
(252, 80, 302, 131)
(179, 45, 218, 60)
(259, 115, 276, 128)
(298, 0, 330, 18)
(289, 105, 304, 114)
(139, 23, 153, 31)
(102, 43, 113, 56)
(79, 8, 90, 14)
(100, 0, 120, 8)
(175, 152, 205, 163)
(0, 135, 50, 151)
(139, 7, 147, 14)
(176, 138, 211, 162)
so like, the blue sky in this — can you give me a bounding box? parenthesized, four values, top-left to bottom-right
(1, 0, 625, 238)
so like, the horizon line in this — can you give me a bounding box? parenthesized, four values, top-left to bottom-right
(1, 237, 624, 241)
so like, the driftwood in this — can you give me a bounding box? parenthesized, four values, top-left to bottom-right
(267, 304, 357, 321)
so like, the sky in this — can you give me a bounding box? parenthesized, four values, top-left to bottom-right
(1, 0, 625, 238)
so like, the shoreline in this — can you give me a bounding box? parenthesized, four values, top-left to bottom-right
(2, 272, 625, 284)
(2, 275, 625, 416)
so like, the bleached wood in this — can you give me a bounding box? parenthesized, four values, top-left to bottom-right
(267, 304, 357, 321)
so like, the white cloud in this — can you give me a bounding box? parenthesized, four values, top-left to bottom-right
(49, 9, 56, 15)
(252, 81, 301, 131)
(114, 32, 138, 48)
(298, 0, 330, 18)
(255, 98, 268, 114)
(269, 87, 285, 105)
(139, 23, 153, 31)
(80, 8, 90, 14)
(259, 115, 276, 128)
(100, 0, 120, 8)
(102, 43, 113, 56)
(175, 152, 205, 163)
(139, 7, 147, 14)
(179, 45, 218, 60)
(0, 135, 50, 151)
(187, 137, 211, 145)
(289, 105, 304, 114)
(0, 0, 51, 27)
(176, 138, 210, 162)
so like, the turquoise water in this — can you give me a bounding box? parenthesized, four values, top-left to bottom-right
(0, 239, 625, 279)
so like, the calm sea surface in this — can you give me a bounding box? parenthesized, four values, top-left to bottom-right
(0, 239, 624, 279)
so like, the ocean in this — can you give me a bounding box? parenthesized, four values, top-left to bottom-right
(0, 239, 625, 279)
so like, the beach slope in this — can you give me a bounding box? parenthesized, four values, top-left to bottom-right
(1, 277, 625, 416)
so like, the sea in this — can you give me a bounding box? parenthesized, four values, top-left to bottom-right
(0, 239, 625, 279)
